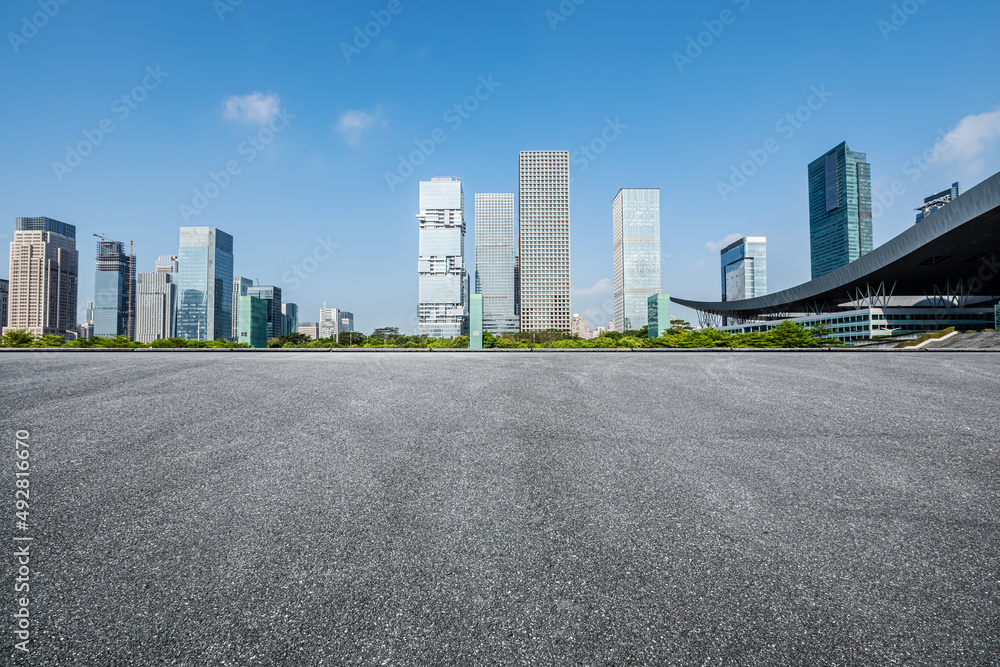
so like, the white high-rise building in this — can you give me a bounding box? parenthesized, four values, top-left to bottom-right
(518, 151, 571, 331)
(135, 271, 176, 343)
(613, 188, 661, 332)
(474, 193, 519, 333)
(4, 217, 78, 338)
(417, 177, 468, 338)
(232, 277, 253, 340)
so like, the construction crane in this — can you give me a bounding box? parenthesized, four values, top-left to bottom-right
(92, 234, 135, 340)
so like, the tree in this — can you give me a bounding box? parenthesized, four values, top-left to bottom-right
(337, 332, 366, 346)
(1, 329, 35, 347)
(371, 327, 401, 343)
(31, 335, 66, 348)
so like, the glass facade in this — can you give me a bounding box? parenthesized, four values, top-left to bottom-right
(417, 177, 468, 338)
(176, 227, 234, 341)
(232, 277, 253, 340)
(721, 236, 767, 303)
(470, 294, 484, 349)
(613, 189, 661, 331)
(915, 183, 961, 223)
(519, 151, 571, 331)
(808, 143, 872, 279)
(93, 240, 135, 339)
(237, 295, 268, 348)
(474, 193, 519, 333)
(246, 285, 283, 339)
(647, 294, 671, 339)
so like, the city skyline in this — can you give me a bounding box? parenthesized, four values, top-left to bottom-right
(1, 3, 998, 331)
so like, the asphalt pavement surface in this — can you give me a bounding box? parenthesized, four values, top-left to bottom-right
(1, 351, 998, 665)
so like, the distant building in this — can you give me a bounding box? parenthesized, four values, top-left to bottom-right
(298, 321, 319, 340)
(647, 294, 671, 339)
(318, 308, 354, 339)
(4, 217, 78, 338)
(916, 183, 960, 223)
(246, 285, 283, 339)
(0, 278, 8, 329)
(809, 143, 872, 279)
(232, 277, 254, 340)
(281, 303, 298, 336)
(613, 188, 661, 332)
(135, 271, 176, 343)
(570, 314, 590, 339)
(176, 227, 234, 341)
(475, 193, 519, 333)
(156, 255, 179, 273)
(93, 240, 136, 339)
(721, 237, 767, 302)
(519, 151, 571, 331)
(470, 294, 484, 349)
(417, 177, 469, 338)
(237, 295, 268, 348)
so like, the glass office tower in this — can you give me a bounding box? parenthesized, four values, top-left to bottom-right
(808, 142, 872, 279)
(93, 240, 136, 339)
(474, 193, 519, 333)
(417, 177, 468, 338)
(519, 151, 571, 331)
(613, 188, 661, 332)
(176, 227, 234, 341)
(721, 236, 767, 302)
(246, 285, 283, 339)
(915, 183, 961, 223)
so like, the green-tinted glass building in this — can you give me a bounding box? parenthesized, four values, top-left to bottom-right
(808, 143, 872, 279)
(470, 294, 483, 349)
(237, 295, 268, 348)
(647, 293, 671, 339)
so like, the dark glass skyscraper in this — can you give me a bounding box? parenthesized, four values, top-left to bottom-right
(176, 227, 234, 341)
(474, 193, 519, 333)
(246, 285, 283, 339)
(808, 143, 872, 279)
(93, 240, 136, 339)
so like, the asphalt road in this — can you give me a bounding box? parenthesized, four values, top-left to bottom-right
(1, 352, 998, 665)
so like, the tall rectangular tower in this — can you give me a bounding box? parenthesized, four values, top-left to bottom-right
(519, 151, 571, 331)
(808, 143, 872, 279)
(721, 236, 767, 302)
(474, 193, 518, 333)
(4, 217, 78, 337)
(93, 240, 136, 339)
(0, 278, 8, 330)
(417, 177, 468, 338)
(613, 188, 661, 332)
(231, 277, 253, 340)
(246, 285, 283, 339)
(176, 227, 234, 341)
(135, 271, 176, 343)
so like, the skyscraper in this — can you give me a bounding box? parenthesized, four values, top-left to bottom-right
(231, 277, 253, 340)
(916, 183, 961, 223)
(0, 278, 8, 330)
(176, 227, 234, 341)
(417, 177, 469, 338)
(246, 285, 283, 339)
(237, 295, 268, 348)
(613, 188, 661, 332)
(135, 271, 176, 343)
(474, 193, 519, 333)
(156, 255, 179, 273)
(4, 217, 78, 337)
(518, 151, 571, 331)
(721, 237, 767, 302)
(93, 240, 136, 339)
(319, 307, 354, 340)
(808, 143, 872, 279)
(281, 303, 298, 336)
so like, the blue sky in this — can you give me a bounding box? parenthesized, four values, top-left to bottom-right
(2, 0, 999, 332)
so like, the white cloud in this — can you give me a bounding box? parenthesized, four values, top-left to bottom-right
(941, 108, 1000, 172)
(223, 92, 282, 126)
(337, 106, 386, 145)
(572, 278, 612, 299)
(705, 233, 743, 253)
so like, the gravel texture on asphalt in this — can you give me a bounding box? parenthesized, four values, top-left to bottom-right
(1, 352, 998, 666)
